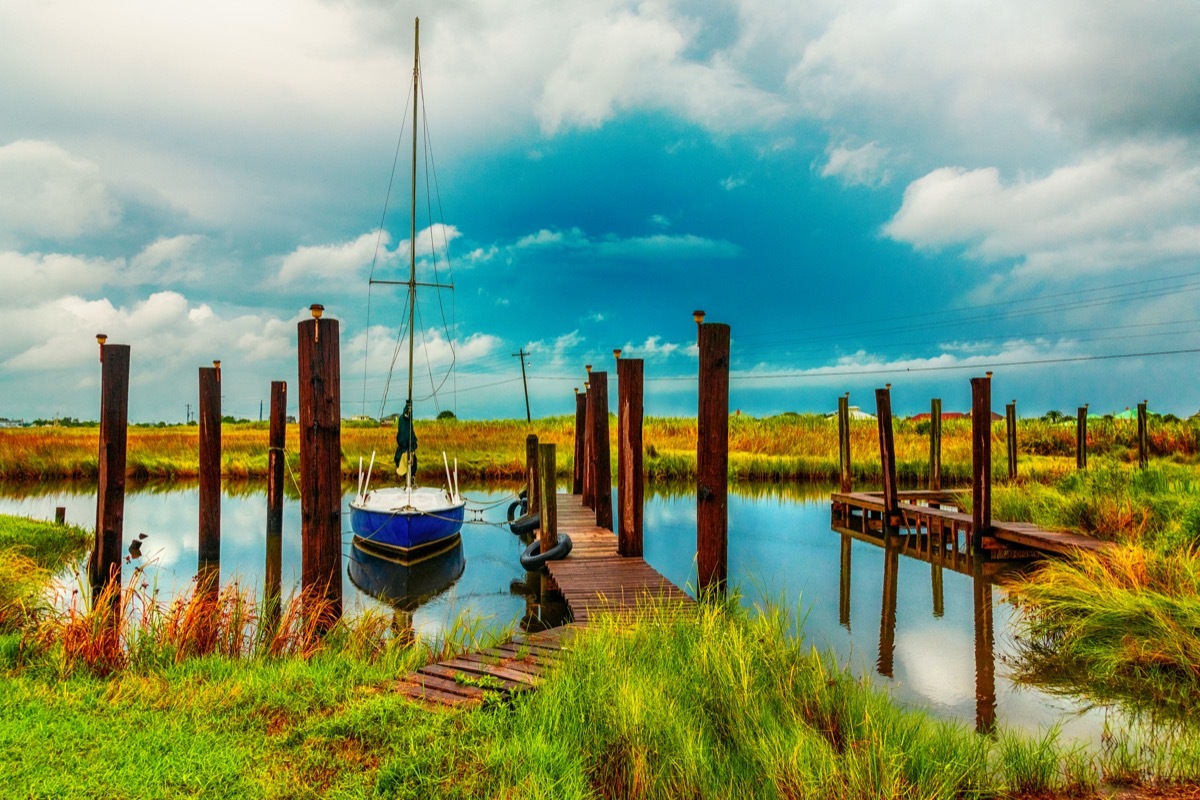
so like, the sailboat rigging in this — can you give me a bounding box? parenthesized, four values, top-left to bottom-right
(350, 17, 466, 555)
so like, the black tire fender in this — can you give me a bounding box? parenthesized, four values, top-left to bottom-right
(520, 534, 573, 571)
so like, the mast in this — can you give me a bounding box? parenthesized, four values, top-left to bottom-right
(405, 17, 419, 492)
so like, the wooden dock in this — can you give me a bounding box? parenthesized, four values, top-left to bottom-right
(392, 493, 692, 707)
(831, 489, 1111, 573)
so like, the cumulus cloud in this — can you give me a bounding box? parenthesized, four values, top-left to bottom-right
(0, 250, 122, 307)
(883, 140, 1200, 276)
(278, 231, 388, 284)
(0, 140, 120, 242)
(820, 141, 891, 187)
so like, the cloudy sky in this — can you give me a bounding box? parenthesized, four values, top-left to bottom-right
(3, 0, 1199, 423)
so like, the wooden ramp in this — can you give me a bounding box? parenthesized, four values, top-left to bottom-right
(393, 493, 692, 707)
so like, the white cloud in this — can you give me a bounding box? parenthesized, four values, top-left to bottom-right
(131, 235, 203, 272)
(277, 231, 388, 284)
(0, 250, 122, 307)
(883, 140, 1200, 276)
(720, 176, 746, 191)
(0, 140, 119, 242)
(820, 141, 891, 187)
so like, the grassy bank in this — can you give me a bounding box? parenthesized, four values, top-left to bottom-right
(4, 515, 1197, 797)
(6, 413, 1199, 483)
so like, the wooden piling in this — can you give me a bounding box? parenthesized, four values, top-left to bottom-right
(525, 433, 541, 516)
(198, 365, 222, 590)
(617, 358, 644, 557)
(89, 343, 130, 602)
(55, 507, 65, 525)
(265, 380, 286, 627)
(538, 443, 558, 556)
(1005, 400, 1017, 481)
(298, 312, 342, 628)
(837, 393, 852, 493)
(697, 322, 730, 595)
(1076, 405, 1088, 470)
(874, 385, 899, 531)
(1137, 401, 1148, 469)
(572, 391, 586, 494)
(591, 371, 613, 531)
(583, 386, 595, 509)
(970, 374, 993, 549)
(929, 398, 942, 492)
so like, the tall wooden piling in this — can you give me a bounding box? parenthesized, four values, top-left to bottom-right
(89, 341, 130, 602)
(1005, 400, 1018, 481)
(697, 322, 730, 595)
(298, 308, 342, 628)
(931, 563, 944, 618)
(55, 507, 66, 525)
(1137, 401, 1148, 469)
(525, 433, 541, 516)
(617, 358, 644, 557)
(198, 364, 222, 590)
(970, 374, 992, 549)
(264, 380, 286, 626)
(837, 393, 852, 493)
(583, 384, 595, 509)
(874, 385, 899, 531)
(573, 390, 586, 494)
(538, 443, 558, 556)
(929, 398, 942, 492)
(591, 371, 613, 531)
(1076, 405, 1088, 469)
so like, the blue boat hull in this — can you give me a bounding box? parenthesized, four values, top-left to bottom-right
(349, 503, 465, 553)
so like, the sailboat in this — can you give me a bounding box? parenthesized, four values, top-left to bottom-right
(349, 17, 466, 555)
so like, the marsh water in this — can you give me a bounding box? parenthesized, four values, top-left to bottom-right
(1, 480, 1111, 743)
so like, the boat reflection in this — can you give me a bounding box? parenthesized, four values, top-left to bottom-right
(348, 534, 466, 613)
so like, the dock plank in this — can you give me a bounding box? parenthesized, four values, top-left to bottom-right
(394, 493, 692, 707)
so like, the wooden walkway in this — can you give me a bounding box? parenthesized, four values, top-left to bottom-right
(831, 490, 1111, 568)
(392, 493, 692, 707)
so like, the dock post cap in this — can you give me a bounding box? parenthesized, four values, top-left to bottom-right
(96, 333, 108, 345)
(309, 303, 324, 319)
(585, 364, 592, 374)
(985, 371, 993, 378)
(613, 348, 621, 360)
(692, 309, 706, 324)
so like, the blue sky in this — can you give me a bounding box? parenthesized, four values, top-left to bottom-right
(2, 1, 1200, 423)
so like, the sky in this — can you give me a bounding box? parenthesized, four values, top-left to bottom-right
(2, 0, 1200, 423)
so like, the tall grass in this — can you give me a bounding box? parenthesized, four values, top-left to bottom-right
(1008, 545, 1200, 724)
(7, 413, 1197, 482)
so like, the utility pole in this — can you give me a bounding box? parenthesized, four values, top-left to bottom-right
(512, 348, 531, 422)
(186, 403, 192, 424)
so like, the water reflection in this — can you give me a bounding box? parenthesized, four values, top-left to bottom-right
(0, 479, 1107, 742)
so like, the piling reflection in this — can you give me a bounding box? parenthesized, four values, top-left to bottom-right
(836, 514, 1009, 734)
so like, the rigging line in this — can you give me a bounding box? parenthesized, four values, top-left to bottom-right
(363, 76, 416, 417)
(734, 266, 1200, 341)
(379, 293, 413, 419)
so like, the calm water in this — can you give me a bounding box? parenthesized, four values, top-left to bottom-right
(0, 481, 1108, 741)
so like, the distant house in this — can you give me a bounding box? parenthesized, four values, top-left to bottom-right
(825, 405, 875, 421)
